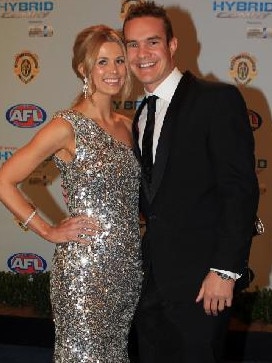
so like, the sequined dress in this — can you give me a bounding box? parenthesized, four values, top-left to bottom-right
(50, 110, 142, 363)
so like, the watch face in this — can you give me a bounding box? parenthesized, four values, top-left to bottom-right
(221, 274, 230, 280)
(217, 272, 231, 280)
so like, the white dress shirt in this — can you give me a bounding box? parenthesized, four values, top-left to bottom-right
(138, 67, 182, 162)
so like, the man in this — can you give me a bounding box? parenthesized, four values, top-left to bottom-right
(123, 2, 259, 362)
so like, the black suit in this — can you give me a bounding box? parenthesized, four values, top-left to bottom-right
(131, 71, 259, 362)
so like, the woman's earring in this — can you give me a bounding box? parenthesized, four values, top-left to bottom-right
(83, 76, 88, 99)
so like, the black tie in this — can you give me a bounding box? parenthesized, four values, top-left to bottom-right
(142, 95, 158, 184)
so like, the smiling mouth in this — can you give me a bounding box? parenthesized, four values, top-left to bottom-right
(138, 62, 156, 69)
(104, 78, 120, 84)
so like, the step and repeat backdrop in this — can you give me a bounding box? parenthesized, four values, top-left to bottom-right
(0, 0, 271, 289)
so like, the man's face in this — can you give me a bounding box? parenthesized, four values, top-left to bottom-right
(124, 16, 177, 93)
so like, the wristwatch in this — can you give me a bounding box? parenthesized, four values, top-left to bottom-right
(215, 271, 234, 280)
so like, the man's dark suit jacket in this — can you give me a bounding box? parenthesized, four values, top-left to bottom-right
(133, 71, 259, 303)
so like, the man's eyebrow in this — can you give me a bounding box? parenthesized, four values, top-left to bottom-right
(125, 36, 161, 43)
(147, 36, 161, 41)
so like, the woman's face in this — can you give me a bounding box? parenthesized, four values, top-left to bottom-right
(91, 41, 127, 97)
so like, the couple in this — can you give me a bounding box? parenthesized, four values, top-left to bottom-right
(0, 2, 259, 362)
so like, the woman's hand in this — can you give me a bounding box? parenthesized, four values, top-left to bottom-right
(45, 215, 101, 244)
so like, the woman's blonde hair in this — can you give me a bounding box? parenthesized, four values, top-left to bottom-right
(72, 24, 131, 105)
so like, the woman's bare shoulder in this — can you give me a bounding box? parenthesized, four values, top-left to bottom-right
(114, 112, 132, 130)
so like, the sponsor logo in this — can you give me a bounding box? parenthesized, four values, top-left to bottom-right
(120, 0, 144, 20)
(113, 99, 143, 110)
(29, 24, 53, 37)
(229, 53, 257, 85)
(257, 159, 267, 168)
(14, 51, 39, 84)
(248, 109, 262, 131)
(212, 1, 272, 19)
(0, 1, 54, 18)
(0, 146, 17, 164)
(247, 27, 272, 38)
(6, 104, 47, 128)
(7, 253, 47, 274)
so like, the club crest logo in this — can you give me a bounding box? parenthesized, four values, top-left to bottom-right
(229, 53, 257, 85)
(14, 51, 39, 84)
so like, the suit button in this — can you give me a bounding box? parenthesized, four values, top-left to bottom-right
(149, 215, 157, 221)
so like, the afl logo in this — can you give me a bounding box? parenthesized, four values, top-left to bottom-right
(6, 104, 47, 128)
(248, 109, 262, 131)
(8, 253, 47, 274)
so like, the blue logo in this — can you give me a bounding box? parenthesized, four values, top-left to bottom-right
(212, 1, 272, 18)
(7, 253, 47, 274)
(6, 104, 47, 128)
(0, 1, 54, 18)
(0, 146, 17, 163)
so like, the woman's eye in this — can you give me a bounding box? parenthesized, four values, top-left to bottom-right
(97, 59, 107, 66)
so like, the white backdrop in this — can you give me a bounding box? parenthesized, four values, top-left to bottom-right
(0, 0, 271, 288)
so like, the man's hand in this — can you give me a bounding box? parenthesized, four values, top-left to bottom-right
(195, 271, 235, 316)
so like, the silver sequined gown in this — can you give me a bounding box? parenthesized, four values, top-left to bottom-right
(50, 110, 142, 363)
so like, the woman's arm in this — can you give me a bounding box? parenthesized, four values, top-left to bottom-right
(0, 117, 99, 244)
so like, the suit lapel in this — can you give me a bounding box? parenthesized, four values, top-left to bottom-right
(149, 71, 194, 202)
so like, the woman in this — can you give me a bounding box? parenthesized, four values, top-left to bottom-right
(0, 25, 142, 362)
